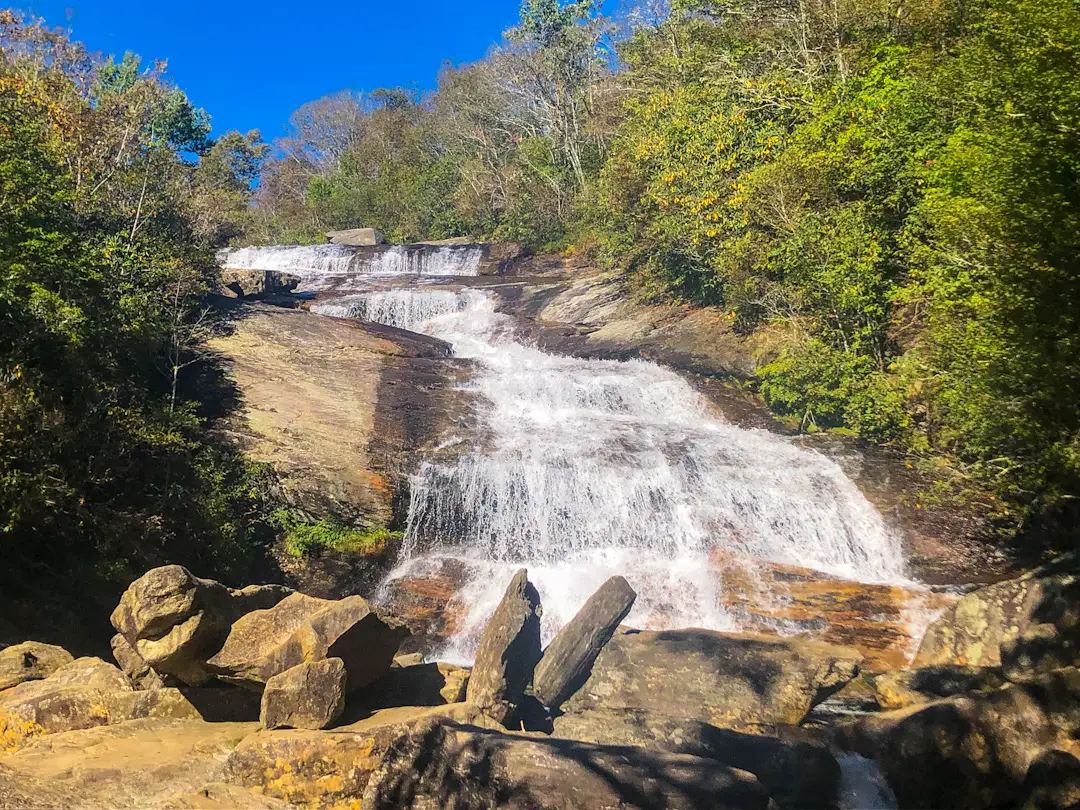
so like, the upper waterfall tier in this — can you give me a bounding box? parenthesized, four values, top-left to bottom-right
(218, 244, 485, 282)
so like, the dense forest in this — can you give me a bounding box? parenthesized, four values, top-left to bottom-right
(251, 0, 1080, 543)
(0, 11, 271, 632)
(1, 0, 1079, 624)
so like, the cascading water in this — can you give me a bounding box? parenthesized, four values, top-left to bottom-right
(312, 289, 487, 331)
(322, 286, 908, 661)
(218, 244, 484, 286)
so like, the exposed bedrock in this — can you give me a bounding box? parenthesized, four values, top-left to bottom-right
(206, 303, 475, 597)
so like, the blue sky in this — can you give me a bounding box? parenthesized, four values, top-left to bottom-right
(20, 1, 528, 141)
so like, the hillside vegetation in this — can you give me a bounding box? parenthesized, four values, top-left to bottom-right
(253, 0, 1080, 543)
(0, 12, 272, 628)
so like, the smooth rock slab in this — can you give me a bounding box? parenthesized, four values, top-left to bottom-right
(552, 707, 839, 810)
(205, 592, 406, 692)
(533, 574, 635, 710)
(0, 717, 258, 809)
(360, 720, 770, 810)
(465, 568, 541, 726)
(870, 664, 1006, 709)
(260, 658, 346, 730)
(223, 703, 500, 809)
(0, 642, 73, 691)
(563, 627, 863, 730)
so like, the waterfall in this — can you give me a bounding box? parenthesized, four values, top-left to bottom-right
(312, 289, 487, 331)
(218, 244, 484, 283)
(313, 285, 908, 661)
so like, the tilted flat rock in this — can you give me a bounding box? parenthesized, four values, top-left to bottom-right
(532, 574, 635, 710)
(914, 553, 1080, 681)
(205, 592, 406, 692)
(0, 641, 73, 691)
(260, 657, 346, 730)
(562, 627, 863, 731)
(222, 703, 500, 809)
(0, 717, 258, 809)
(465, 568, 542, 726)
(842, 666, 1080, 809)
(360, 720, 770, 810)
(552, 707, 839, 810)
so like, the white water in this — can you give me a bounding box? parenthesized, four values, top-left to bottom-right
(324, 287, 907, 661)
(312, 289, 486, 331)
(219, 244, 483, 285)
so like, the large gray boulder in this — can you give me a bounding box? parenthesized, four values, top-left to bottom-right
(110, 565, 293, 686)
(465, 569, 542, 726)
(221, 269, 300, 299)
(327, 228, 384, 246)
(260, 658, 346, 730)
(533, 575, 635, 710)
(843, 666, 1080, 809)
(0, 642, 73, 691)
(110, 633, 166, 690)
(563, 628, 862, 730)
(552, 707, 839, 810)
(360, 720, 769, 810)
(914, 553, 1080, 682)
(205, 592, 406, 692)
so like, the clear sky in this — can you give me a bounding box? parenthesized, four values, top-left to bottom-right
(20, 1, 527, 141)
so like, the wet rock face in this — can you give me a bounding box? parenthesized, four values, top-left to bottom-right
(532, 575, 636, 711)
(205, 593, 406, 693)
(0, 642, 73, 691)
(464, 568, 542, 726)
(562, 628, 863, 731)
(914, 553, 1080, 680)
(260, 658, 346, 731)
(845, 666, 1080, 809)
(551, 707, 840, 810)
(360, 719, 770, 810)
(220, 269, 300, 298)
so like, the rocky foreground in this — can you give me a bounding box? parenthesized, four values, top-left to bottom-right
(3, 557, 1080, 809)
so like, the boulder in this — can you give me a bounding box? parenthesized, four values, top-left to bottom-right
(0, 657, 132, 746)
(0, 656, 209, 751)
(205, 592, 406, 692)
(220, 269, 300, 299)
(871, 664, 1006, 709)
(914, 553, 1080, 681)
(360, 720, 770, 810)
(392, 652, 425, 668)
(843, 666, 1080, 809)
(111, 565, 292, 686)
(260, 658, 346, 730)
(0, 717, 259, 808)
(327, 227, 384, 246)
(563, 628, 862, 730)
(533, 575, 636, 710)
(0, 641, 73, 691)
(110, 633, 166, 690)
(1020, 749, 1080, 810)
(552, 707, 839, 809)
(465, 568, 542, 726)
(222, 703, 499, 809)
